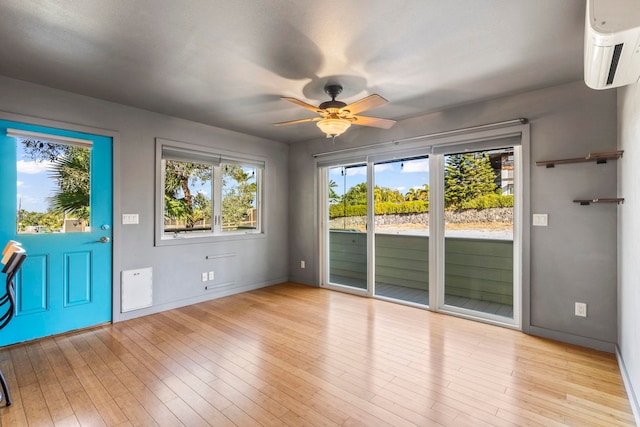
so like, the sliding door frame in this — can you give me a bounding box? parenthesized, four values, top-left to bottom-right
(316, 122, 530, 331)
(431, 143, 524, 329)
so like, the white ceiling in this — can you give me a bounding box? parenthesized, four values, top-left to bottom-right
(0, 1, 586, 143)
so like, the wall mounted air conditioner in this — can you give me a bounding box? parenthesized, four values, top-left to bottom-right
(585, 0, 640, 90)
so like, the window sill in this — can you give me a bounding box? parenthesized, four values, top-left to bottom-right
(155, 231, 265, 247)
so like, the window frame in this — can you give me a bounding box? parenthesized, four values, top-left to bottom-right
(155, 138, 265, 246)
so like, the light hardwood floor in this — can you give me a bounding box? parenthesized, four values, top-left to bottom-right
(0, 282, 634, 426)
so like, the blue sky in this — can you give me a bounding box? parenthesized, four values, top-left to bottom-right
(329, 157, 429, 198)
(16, 145, 56, 213)
(18, 145, 427, 213)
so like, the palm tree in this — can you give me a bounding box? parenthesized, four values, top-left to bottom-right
(329, 179, 339, 203)
(48, 147, 91, 222)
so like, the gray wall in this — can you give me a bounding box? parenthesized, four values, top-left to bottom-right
(289, 80, 618, 351)
(0, 75, 289, 322)
(618, 84, 640, 418)
(0, 74, 622, 355)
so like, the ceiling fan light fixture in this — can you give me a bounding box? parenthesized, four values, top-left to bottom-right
(317, 118, 351, 138)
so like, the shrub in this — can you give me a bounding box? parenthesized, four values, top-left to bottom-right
(457, 194, 514, 210)
(329, 201, 429, 218)
(329, 195, 512, 218)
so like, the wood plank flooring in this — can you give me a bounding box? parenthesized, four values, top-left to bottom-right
(0, 282, 634, 426)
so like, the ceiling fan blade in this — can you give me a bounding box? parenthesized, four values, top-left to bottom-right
(351, 115, 396, 129)
(273, 117, 320, 126)
(341, 94, 388, 115)
(281, 97, 323, 113)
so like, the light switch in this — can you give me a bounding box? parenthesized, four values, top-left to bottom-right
(532, 214, 548, 227)
(122, 214, 139, 225)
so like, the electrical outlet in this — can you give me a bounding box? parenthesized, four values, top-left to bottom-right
(208, 271, 215, 281)
(575, 302, 587, 317)
(300, 260, 305, 269)
(201, 272, 208, 282)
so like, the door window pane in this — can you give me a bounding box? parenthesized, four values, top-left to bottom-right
(443, 148, 514, 318)
(17, 138, 91, 234)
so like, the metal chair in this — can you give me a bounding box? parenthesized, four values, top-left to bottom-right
(0, 242, 27, 407)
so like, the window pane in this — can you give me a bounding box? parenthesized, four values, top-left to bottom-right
(373, 156, 429, 305)
(163, 160, 213, 235)
(17, 139, 91, 234)
(221, 164, 258, 232)
(328, 164, 367, 289)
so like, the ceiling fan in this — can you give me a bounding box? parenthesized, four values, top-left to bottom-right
(274, 84, 396, 139)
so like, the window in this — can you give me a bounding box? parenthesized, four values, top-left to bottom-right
(221, 164, 258, 231)
(156, 139, 263, 243)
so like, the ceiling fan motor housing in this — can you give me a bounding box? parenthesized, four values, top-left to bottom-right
(319, 84, 347, 110)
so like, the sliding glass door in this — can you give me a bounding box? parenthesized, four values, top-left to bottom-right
(319, 126, 525, 329)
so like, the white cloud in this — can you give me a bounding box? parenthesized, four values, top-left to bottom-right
(401, 159, 429, 173)
(17, 181, 24, 187)
(17, 194, 41, 205)
(329, 166, 367, 176)
(395, 186, 406, 192)
(17, 160, 53, 174)
(346, 166, 366, 176)
(374, 164, 394, 173)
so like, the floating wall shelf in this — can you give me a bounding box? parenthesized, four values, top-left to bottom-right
(536, 150, 623, 168)
(573, 198, 624, 206)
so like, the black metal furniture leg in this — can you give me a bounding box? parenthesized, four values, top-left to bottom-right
(0, 369, 11, 406)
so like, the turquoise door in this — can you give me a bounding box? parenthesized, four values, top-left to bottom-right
(0, 120, 112, 346)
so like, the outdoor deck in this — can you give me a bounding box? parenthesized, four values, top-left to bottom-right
(328, 278, 514, 318)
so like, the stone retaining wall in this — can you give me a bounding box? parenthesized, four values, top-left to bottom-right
(329, 207, 513, 229)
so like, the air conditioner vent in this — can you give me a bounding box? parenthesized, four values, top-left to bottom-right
(606, 43, 624, 85)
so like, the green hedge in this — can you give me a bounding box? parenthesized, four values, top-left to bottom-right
(457, 194, 514, 210)
(329, 194, 513, 218)
(329, 201, 429, 218)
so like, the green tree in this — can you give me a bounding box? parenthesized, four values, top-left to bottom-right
(18, 208, 63, 232)
(221, 165, 257, 229)
(341, 182, 368, 205)
(340, 183, 405, 206)
(405, 184, 429, 201)
(374, 186, 404, 203)
(328, 179, 339, 203)
(48, 146, 91, 221)
(164, 161, 212, 229)
(444, 153, 497, 208)
(21, 139, 70, 162)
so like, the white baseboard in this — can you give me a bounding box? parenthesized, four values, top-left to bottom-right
(616, 345, 640, 426)
(114, 276, 288, 322)
(528, 325, 616, 353)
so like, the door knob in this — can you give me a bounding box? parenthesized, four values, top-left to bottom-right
(96, 236, 110, 243)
